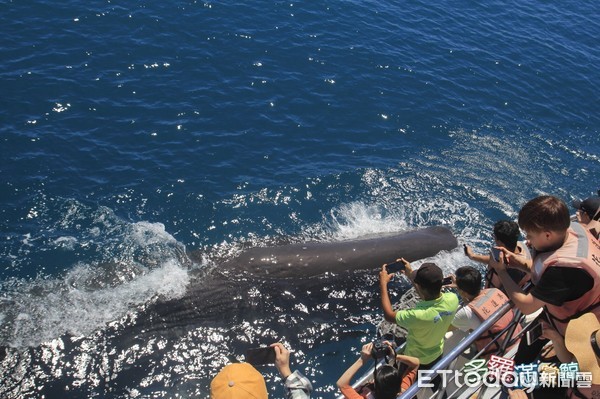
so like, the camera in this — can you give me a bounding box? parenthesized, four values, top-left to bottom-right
(371, 340, 390, 359)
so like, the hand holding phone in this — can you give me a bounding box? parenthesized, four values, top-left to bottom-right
(526, 322, 544, 346)
(245, 346, 276, 365)
(491, 247, 502, 262)
(385, 260, 406, 274)
(442, 276, 453, 286)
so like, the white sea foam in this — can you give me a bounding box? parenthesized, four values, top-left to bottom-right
(1, 213, 192, 349)
(52, 236, 78, 250)
(413, 246, 472, 277)
(328, 202, 409, 240)
(3, 259, 189, 348)
(323, 198, 478, 275)
(128, 221, 177, 246)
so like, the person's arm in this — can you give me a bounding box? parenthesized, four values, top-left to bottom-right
(396, 354, 420, 371)
(272, 343, 313, 399)
(508, 389, 529, 399)
(379, 265, 397, 322)
(336, 343, 373, 389)
(464, 245, 490, 264)
(450, 306, 478, 332)
(402, 259, 414, 284)
(540, 321, 574, 363)
(282, 371, 313, 399)
(488, 254, 544, 315)
(272, 342, 292, 379)
(498, 246, 532, 273)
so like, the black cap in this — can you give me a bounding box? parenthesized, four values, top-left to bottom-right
(410, 263, 443, 289)
(572, 196, 600, 219)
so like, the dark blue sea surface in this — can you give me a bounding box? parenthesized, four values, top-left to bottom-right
(1, 0, 599, 397)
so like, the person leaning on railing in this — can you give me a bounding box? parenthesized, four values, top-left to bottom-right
(379, 259, 458, 394)
(336, 341, 419, 399)
(463, 219, 530, 291)
(448, 266, 522, 358)
(488, 195, 600, 367)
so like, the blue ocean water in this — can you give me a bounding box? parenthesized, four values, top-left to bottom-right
(1, 0, 599, 397)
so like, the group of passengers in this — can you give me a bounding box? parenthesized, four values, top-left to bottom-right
(209, 194, 600, 399)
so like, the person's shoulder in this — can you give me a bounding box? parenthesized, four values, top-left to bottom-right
(338, 384, 362, 399)
(452, 306, 476, 330)
(398, 306, 421, 317)
(453, 305, 473, 319)
(397, 304, 432, 324)
(544, 265, 591, 280)
(441, 291, 459, 306)
(284, 370, 313, 396)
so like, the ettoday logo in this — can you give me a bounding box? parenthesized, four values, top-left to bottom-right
(417, 355, 593, 393)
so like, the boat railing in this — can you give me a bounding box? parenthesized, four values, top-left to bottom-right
(471, 308, 522, 360)
(335, 298, 529, 399)
(397, 300, 522, 399)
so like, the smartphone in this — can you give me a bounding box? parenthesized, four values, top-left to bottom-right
(245, 347, 276, 365)
(526, 323, 544, 346)
(491, 247, 502, 262)
(463, 244, 468, 255)
(442, 276, 452, 286)
(386, 260, 405, 274)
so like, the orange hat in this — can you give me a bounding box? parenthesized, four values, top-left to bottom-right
(210, 363, 268, 399)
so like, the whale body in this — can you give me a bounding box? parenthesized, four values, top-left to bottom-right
(215, 225, 458, 279)
(133, 225, 458, 335)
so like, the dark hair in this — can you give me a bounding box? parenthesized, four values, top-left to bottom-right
(493, 220, 520, 251)
(518, 195, 570, 233)
(414, 263, 443, 299)
(455, 266, 482, 297)
(374, 364, 403, 399)
(419, 285, 442, 300)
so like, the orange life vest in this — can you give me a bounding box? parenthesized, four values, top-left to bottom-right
(355, 383, 376, 399)
(531, 223, 600, 336)
(468, 288, 522, 357)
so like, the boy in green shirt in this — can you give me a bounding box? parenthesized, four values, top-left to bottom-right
(379, 260, 458, 392)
